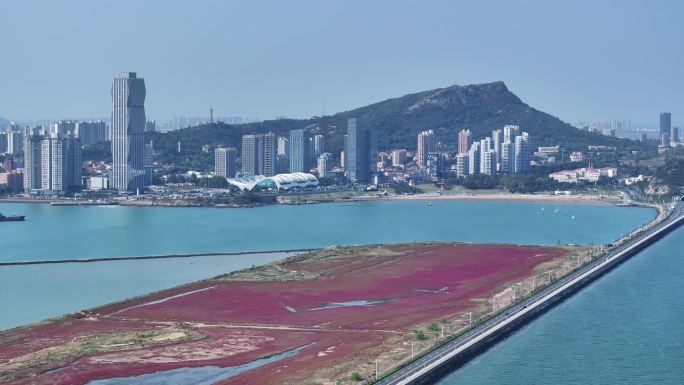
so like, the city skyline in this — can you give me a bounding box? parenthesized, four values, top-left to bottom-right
(0, 1, 683, 125)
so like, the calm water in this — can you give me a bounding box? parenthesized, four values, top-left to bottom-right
(437, 227, 684, 385)
(0, 200, 655, 332)
(0, 201, 654, 261)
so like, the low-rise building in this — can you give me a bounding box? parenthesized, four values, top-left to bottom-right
(549, 167, 618, 183)
(569, 151, 584, 162)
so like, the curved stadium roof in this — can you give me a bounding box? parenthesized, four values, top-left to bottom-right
(226, 172, 319, 191)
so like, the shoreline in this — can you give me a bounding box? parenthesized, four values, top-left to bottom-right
(367, 192, 622, 205)
(0, 191, 626, 208)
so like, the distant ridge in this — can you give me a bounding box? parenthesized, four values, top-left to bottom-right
(147, 81, 642, 167)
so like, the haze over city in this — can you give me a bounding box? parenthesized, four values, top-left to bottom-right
(0, 0, 682, 124)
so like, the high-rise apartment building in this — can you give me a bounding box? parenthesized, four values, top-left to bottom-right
(215, 147, 237, 178)
(6, 130, 22, 155)
(317, 152, 332, 177)
(514, 132, 531, 173)
(481, 150, 496, 175)
(671, 126, 679, 144)
(345, 118, 377, 183)
(23, 127, 43, 191)
(277, 137, 289, 156)
(455, 153, 469, 178)
(289, 129, 310, 173)
(145, 120, 156, 132)
(458, 129, 471, 155)
(416, 129, 435, 168)
(50, 121, 76, 136)
(111, 72, 147, 192)
(241, 134, 262, 176)
(313, 134, 325, 158)
(30, 132, 82, 193)
(501, 140, 514, 173)
(263, 132, 276, 177)
(660, 112, 672, 136)
(75, 121, 108, 146)
(503, 124, 520, 143)
(468, 142, 480, 175)
(0, 133, 7, 154)
(492, 129, 502, 169)
(391, 149, 407, 167)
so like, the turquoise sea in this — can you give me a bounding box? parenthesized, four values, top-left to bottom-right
(0, 200, 657, 343)
(437, 227, 684, 385)
(3, 200, 681, 384)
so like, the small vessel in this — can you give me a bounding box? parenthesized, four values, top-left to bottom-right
(554, 208, 560, 213)
(571, 215, 576, 220)
(0, 213, 25, 222)
(427, 202, 433, 206)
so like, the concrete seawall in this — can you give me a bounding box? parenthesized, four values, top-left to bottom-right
(0, 248, 316, 266)
(386, 208, 684, 385)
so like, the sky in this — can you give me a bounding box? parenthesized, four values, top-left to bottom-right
(0, 0, 682, 126)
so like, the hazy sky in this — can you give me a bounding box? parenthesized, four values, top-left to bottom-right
(0, 0, 682, 125)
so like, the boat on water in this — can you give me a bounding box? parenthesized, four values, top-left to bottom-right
(0, 213, 25, 222)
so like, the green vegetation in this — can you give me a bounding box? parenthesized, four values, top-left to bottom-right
(349, 371, 363, 381)
(288, 245, 404, 263)
(413, 329, 427, 340)
(392, 182, 423, 195)
(198, 175, 230, 188)
(215, 264, 318, 282)
(428, 323, 440, 332)
(656, 154, 684, 190)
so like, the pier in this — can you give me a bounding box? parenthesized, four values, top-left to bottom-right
(376, 203, 684, 385)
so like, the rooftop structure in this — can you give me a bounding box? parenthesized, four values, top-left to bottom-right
(226, 172, 318, 191)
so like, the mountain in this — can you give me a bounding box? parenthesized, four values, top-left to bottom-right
(147, 81, 643, 169)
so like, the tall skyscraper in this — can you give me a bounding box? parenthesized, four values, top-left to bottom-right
(289, 129, 309, 173)
(416, 129, 435, 168)
(458, 129, 471, 155)
(345, 118, 377, 183)
(241, 134, 262, 176)
(215, 147, 237, 178)
(263, 132, 277, 176)
(111, 72, 147, 192)
(660, 112, 672, 136)
(313, 134, 325, 157)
